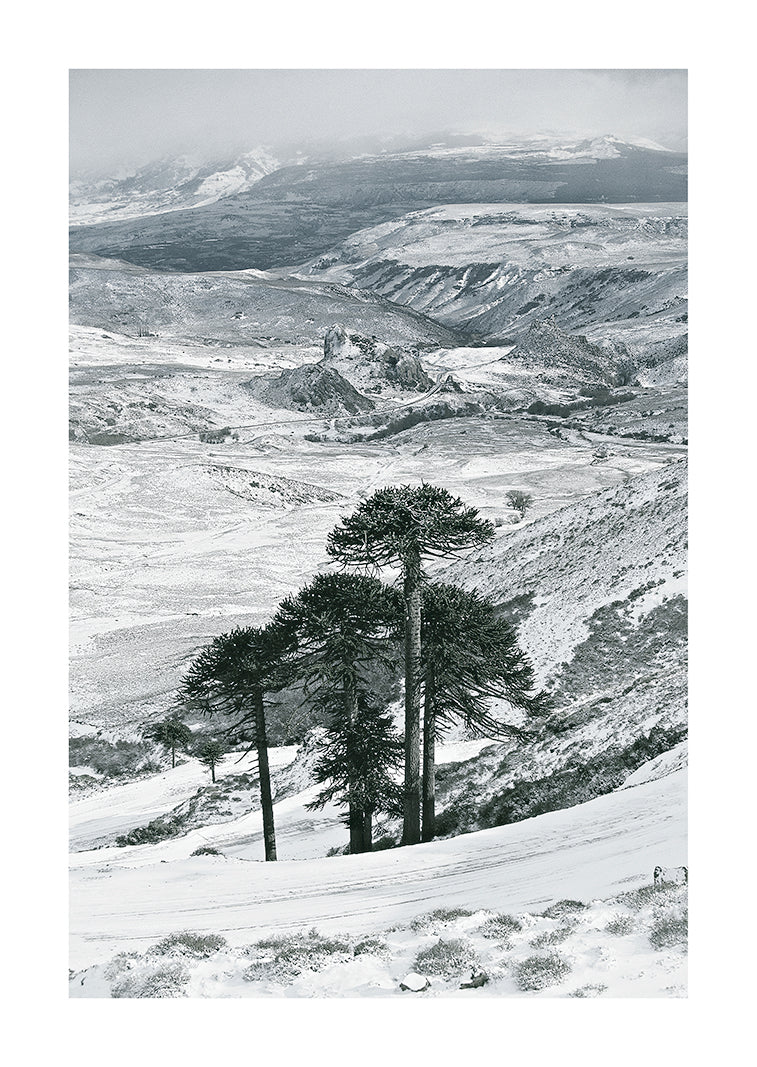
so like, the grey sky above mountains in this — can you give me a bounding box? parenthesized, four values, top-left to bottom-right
(69, 68, 687, 175)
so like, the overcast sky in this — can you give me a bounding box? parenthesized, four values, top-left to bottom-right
(70, 69, 687, 175)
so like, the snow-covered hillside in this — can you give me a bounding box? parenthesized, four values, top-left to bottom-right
(69, 148, 281, 226)
(302, 202, 688, 362)
(69, 752, 686, 978)
(69, 254, 456, 349)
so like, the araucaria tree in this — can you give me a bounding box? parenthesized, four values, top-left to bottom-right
(272, 572, 403, 853)
(194, 737, 226, 783)
(143, 715, 194, 769)
(180, 626, 288, 861)
(420, 581, 544, 841)
(327, 484, 495, 845)
(307, 696, 403, 852)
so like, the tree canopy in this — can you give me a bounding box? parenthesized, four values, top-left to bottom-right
(421, 582, 543, 741)
(143, 715, 193, 769)
(327, 483, 495, 571)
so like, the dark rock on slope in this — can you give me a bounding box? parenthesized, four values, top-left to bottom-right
(260, 362, 375, 416)
(510, 319, 637, 387)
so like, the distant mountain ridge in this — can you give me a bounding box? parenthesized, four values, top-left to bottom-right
(69, 147, 282, 227)
(69, 138, 687, 273)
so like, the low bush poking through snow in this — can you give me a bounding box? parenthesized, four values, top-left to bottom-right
(111, 961, 189, 999)
(477, 913, 523, 940)
(513, 952, 572, 992)
(569, 983, 608, 998)
(412, 938, 479, 978)
(541, 900, 587, 920)
(618, 883, 681, 911)
(409, 907, 476, 931)
(353, 937, 390, 958)
(649, 910, 688, 950)
(243, 929, 352, 985)
(103, 952, 140, 981)
(191, 845, 222, 857)
(606, 915, 636, 936)
(150, 931, 228, 959)
(529, 925, 573, 948)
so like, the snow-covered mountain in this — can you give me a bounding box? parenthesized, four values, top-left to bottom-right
(68, 138, 687, 273)
(69, 147, 281, 226)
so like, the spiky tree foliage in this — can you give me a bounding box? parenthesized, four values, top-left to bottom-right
(420, 582, 544, 841)
(272, 572, 403, 853)
(194, 737, 226, 783)
(143, 715, 193, 769)
(179, 625, 291, 861)
(327, 484, 495, 845)
(306, 696, 403, 850)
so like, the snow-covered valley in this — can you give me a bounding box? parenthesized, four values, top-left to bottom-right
(69, 130, 688, 999)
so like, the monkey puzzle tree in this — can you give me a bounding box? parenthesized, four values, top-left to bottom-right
(420, 581, 544, 842)
(306, 695, 403, 852)
(194, 737, 227, 783)
(272, 572, 403, 853)
(143, 715, 194, 769)
(327, 484, 495, 845)
(179, 625, 290, 861)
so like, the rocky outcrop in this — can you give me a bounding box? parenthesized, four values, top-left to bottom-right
(511, 319, 637, 387)
(263, 362, 375, 416)
(323, 323, 350, 361)
(321, 326, 432, 393)
(378, 348, 432, 391)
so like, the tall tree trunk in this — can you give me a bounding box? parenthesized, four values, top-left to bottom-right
(171, 744, 176, 769)
(402, 549, 422, 845)
(211, 763, 216, 784)
(343, 666, 363, 854)
(422, 664, 436, 842)
(362, 809, 373, 852)
(254, 689, 277, 861)
(348, 807, 364, 855)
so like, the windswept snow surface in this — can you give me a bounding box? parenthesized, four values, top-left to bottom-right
(69, 763, 685, 971)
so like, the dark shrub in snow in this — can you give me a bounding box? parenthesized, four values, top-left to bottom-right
(111, 962, 189, 998)
(150, 931, 227, 958)
(477, 913, 523, 940)
(412, 938, 479, 978)
(649, 911, 688, 950)
(514, 952, 572, 991)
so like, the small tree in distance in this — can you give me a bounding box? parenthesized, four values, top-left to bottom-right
(195, 738, 226, 783)
(143, 715, 194, 769)
(506, 489, 533, 520)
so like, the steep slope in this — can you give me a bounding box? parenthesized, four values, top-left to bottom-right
(434, 459, 687, 834)
(507, 318, 637, 387)
(304, 202, 687, 357)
